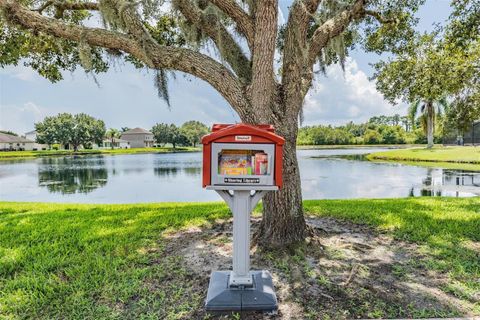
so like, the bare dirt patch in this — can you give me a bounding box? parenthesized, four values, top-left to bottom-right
(156, 217, 477, 319)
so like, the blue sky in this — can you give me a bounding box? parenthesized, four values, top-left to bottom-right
(0, 0, 452, 134)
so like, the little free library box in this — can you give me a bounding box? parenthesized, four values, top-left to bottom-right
(202, 123, 284, 189)
(201, 124, 284, 313)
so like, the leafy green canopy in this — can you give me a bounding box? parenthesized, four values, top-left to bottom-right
(0, 0, 183, 101)
(0, 3, 108, 81)
(444, 0, 480, 131)
(35, 113, 106, 148)
(1, 0, 425, 102)
(180, 120, 208, 147)
(151, 122, 189, 148)
(372, 0, 479, 106)
(105, 127, 120, 139)
(373, 34, 477, 105)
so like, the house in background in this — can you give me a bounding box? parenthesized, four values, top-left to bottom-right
(120, 128, 154, 148)
(24, 130, 48, 150)
(100, 138, 130, 149)
(25, 130, 37, 141)
(0, 132, 35, 151)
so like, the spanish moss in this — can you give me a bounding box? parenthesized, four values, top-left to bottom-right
(154, 69, 171, 108)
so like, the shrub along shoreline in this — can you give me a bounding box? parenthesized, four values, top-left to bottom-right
(0, 198, 478, 318)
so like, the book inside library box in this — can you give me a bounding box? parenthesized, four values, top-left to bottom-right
(218, 149, 271, 176)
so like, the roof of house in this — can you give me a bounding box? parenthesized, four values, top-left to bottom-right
(0, 132, 34, 143)
(121, 127, 153, 135)
(103, 138, 129, 143)
(25, 130, 37, 135)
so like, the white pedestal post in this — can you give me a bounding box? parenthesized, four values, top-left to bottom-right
(205, 185, 278, 312)
(215, 189, 269, 287)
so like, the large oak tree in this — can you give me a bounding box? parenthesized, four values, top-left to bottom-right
(0, 0, 422, 248)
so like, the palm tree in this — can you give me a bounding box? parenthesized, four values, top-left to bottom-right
(105, 128, 120, 150)
(400, 116, 411, 132)
(409, 97, 448, 148)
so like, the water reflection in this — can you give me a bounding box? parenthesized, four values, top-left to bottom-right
(0, 150, 477, 203)
(184, 167, 202, 177)
(152, 156, 202, 178)
(153, 167, 179, 177)
(445, 170, 480, 187)
(38, 157, 108, 194)
(153, 167, 202, 178)
(410, 168, 480, 197)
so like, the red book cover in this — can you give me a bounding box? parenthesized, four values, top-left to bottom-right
(254, 153, 268, 175)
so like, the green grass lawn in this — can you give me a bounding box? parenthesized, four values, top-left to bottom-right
(0, 198, 479, 318)
(368, 146, 480, 167)
(0, 147, 200, 160)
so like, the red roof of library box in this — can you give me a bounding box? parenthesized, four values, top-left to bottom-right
(201, 123, 284, 188)
(202, 123, 285, 145)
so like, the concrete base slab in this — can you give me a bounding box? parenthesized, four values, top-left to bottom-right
(205, 270, 278, 312)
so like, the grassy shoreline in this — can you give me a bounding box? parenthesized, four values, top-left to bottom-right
(0, 198, 478, 318)
(297, 144, 420, 149)
(368, 146, 480, 164)
(367, 146, 480, 171)
(0, 147, 200, 160)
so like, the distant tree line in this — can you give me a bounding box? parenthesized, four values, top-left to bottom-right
(151, 121, 209, 148)
(297, 115, 443, 145)
(0, 130, 18, 136)
(33, 113, 210, 150)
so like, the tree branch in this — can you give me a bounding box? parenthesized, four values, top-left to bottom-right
(173, 0, 251, 82)
(307, 0, 366, 68)
(0, 0, 250, 116)
(209, 0, 254, 49)
(35, 1, 99, 15)
(34, 0, 99, 19)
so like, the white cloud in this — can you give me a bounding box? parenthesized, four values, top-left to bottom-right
(0, 102, 58, 134)
(303, 58, 407, 126)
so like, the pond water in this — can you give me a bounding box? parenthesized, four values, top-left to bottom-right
(0, 148, 478, 203)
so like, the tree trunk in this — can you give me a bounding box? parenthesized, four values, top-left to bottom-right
(248, 98, 307, 249)
(426, 101, 434, 149)
(257, 132, 306, 248)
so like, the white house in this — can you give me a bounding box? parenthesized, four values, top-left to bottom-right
(0, 132, 35, 151)
(100, 138, 130, 149)
(120, 128, 154, 148)
(24, 130, 48, 150)
(25, 130, 37, 141)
